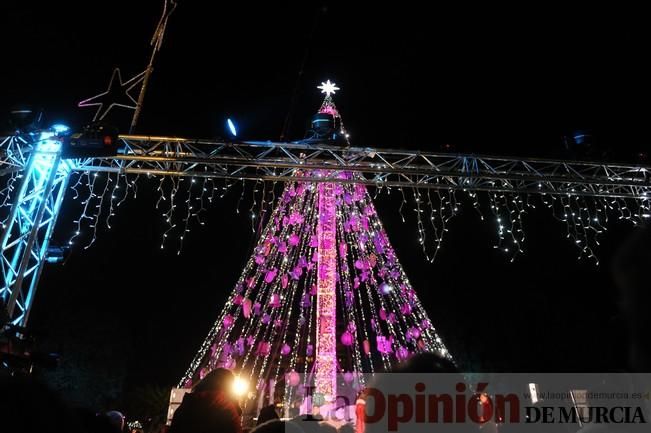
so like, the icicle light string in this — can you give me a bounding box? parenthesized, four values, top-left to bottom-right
(155, 176, 167, 211)
(160, 176, 179, 249)
(0, 172, 19, 227)
(177, 177, 194, 255)
(259, 181, 277, 235)
(467, 190, 485, 221)
(0, 172, 18, 208)
(428, 188, 446, 260)
(105, 172, 123, 229)
(248, 179, 261, 233)
(220, 178, 234, 199)
(256, 181, 271, 234)
(236, 178, 246, 214)
(69, 172, 96, 246)
(193, 172, 208, 227)
(66, 172, 650, 263)
(372, 184, 382, 200)
(69, 171, 86, 200)
(84, 172, 113, 249)
(117, 173, 136, 208)
(398, 187, 407, 223)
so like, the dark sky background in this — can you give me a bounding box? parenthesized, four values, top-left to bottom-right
(2, 1, 650, 408)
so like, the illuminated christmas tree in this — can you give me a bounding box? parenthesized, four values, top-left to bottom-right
(179, 81, 451, 411)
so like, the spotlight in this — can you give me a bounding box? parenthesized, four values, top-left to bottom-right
(232, 376, 249, 398)
(51, 124, 70, 134)
(61, 122, 119, 158)
(227, 118, 237, 137)
(571, 130, 592, 146)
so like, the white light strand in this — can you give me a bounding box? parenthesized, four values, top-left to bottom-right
(66, 172, 651, 265)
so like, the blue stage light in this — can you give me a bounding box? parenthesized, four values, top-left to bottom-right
(227, 118, 237, 137)
(51, 124, 70, 134)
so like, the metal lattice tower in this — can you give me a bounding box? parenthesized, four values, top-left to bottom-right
(0, 131, 71, 325)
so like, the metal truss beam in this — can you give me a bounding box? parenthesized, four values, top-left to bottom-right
(64, 135, 651, 199)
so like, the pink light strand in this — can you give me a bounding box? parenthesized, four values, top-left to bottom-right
(315, 179, 337, 399)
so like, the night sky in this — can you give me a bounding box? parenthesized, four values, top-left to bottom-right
(2, 1, 650, 408)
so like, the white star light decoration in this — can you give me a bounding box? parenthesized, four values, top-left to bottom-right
(317, 80, 340, 97)
(78, 68, 146, 121)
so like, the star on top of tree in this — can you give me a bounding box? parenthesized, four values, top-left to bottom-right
(317, 80, 340, 97)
